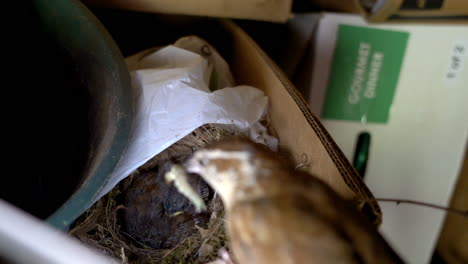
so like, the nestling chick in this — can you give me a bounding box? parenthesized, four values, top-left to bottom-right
(122, 162, 212, 249)
(186, 137, 403, 264)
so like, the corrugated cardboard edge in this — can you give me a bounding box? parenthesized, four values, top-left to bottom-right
(223, 20, 382, 225)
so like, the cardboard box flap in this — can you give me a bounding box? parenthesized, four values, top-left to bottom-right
(77, 8, 382, 224)
(84, 0, 293, 22)
(223, 20, 382, 224)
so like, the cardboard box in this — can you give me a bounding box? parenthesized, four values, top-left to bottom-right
(311, 0, 468, 22)
(295, 13, 468, 263)
(83, 0, 293, 22)
(223, 20, 381, 223)
(89, 10, 382, 223)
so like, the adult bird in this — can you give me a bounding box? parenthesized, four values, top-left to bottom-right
(185, 137, 403, 264)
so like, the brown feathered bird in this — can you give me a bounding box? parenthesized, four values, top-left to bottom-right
(185, 138, 403, 264)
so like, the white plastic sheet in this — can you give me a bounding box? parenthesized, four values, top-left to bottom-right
(94, 37, 270, 202)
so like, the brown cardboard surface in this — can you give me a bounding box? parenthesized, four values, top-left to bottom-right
(83, 0, 292, 22)
(223, 21, 381, 224)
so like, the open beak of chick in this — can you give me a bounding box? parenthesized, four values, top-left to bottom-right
(164, 163, 207, 212)
(166, 144, 254, 213)
(164, 150, 218, 214)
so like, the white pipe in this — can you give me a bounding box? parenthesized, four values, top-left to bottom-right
(0, 199, 119, 264)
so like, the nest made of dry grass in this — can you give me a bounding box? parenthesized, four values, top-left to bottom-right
(70, 124, 239, 264)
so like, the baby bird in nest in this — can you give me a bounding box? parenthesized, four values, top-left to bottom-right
(122, 161, 212, 249)
(182, 137, 403, 264)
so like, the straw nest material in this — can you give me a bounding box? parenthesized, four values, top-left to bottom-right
(70, 124, 239, 264)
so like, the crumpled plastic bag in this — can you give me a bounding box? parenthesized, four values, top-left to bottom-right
(94, 37, 276, 202)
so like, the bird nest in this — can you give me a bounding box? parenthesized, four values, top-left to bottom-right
(70, 124, 238, 263)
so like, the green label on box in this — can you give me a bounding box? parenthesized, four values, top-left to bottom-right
(322, 25, 409, 123)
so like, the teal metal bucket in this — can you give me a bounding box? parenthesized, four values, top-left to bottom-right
(32, 0, 134, 229)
